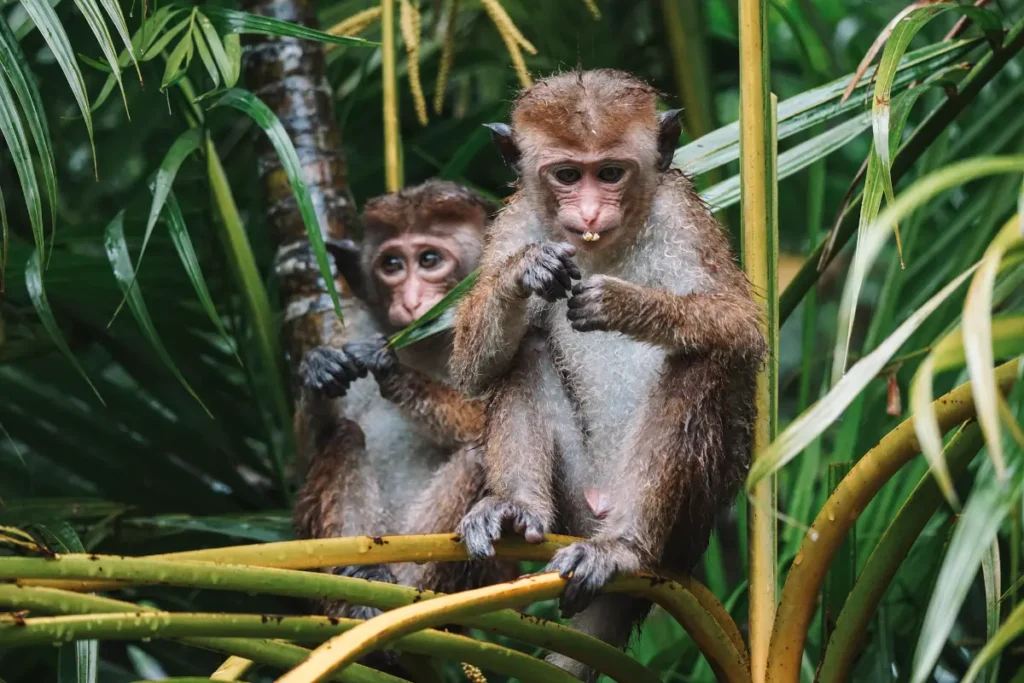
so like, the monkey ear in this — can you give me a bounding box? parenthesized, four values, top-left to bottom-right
(324, 238, 365, 296)
(657, 108, 683, 172)
(483, 123, 520, 167)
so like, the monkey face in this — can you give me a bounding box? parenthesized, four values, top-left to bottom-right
(538, 155, 641, 250)
(372, 234, 461, 328)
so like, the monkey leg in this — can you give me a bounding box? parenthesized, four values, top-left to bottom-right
(545, 594, 652, 683)
(394, 445, 519, 596)
(293, 410, 397, 621)
(458, 333, 564, 559)
(549, 356, 740, 614)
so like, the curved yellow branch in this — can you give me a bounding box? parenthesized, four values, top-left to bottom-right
(765, 360, 1020, 683)
(21, 533, 743, 653)
(276, 573, 750, 683)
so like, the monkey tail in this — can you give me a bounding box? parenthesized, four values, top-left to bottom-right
(461, 663, 487, 682)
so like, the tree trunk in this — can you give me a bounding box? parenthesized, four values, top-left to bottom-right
(241, 0, 358, 381)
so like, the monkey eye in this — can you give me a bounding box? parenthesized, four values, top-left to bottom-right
(553, 167, 582, 185)
(597, 165, 625, 183)
(418, 250, 443, 269)
(379, 254, 404, 274)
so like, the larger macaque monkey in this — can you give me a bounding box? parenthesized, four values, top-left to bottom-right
(452, 70, 767, 680)
(294, 180, 514, 621)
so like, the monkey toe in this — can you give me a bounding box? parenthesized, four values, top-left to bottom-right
(547, 542, 619, 618)
(339, 563, 397, 585)
(457, 502, 501, 559)
(347, 603, 387, 621)
(358, 646, 402, 674)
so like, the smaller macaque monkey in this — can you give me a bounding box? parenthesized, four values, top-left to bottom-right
(452, 70, 767, 680)
(293, 180, 515, 625)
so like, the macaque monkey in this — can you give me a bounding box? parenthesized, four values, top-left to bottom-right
(452, 70, 767, 680)
(293, 180, 514, 623)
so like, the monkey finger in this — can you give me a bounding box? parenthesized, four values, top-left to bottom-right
(542, 279, 568, 301)
(549, 262, 573, 290)
(557, 254, 582, 281)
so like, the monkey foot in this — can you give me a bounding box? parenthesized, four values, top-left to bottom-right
(546, 539, 641, 618)
(456, 496, 547, 559)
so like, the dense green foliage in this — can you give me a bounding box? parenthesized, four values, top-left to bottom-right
(1, 1, 1023, 681)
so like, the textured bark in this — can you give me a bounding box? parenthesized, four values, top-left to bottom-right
(242, 0, 357, 379)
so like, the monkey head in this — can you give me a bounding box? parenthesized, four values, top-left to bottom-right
(328, 180, 497, 331)
(486, 69, 681, 252)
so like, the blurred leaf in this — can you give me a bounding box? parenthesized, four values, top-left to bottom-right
(0, 499, 127, 525)
(90, 7, 188, 112)
(962, 599, 1024, 683)
(95, 0, 140, 79)
(191, 23, 219, 89)
(869, 3, 1002, 259)
(24, 252, 103, 403)
(103, 213, 210, 416)
(210, 88, 343, 322)
(0, 183, 6, 293)
(963, 217, 1023, 481)
(205, 136, 291, 489)
(197, 12, 237, 88)
(911, 458, 1024, 683)
(19, 0, 95, 172)
(71, 0, 130, 113)
(674, 38, 978, 176)
(835, 157, 1024, 399)
(110, 128, 204, 324)
(163, 191, 238, 362)
(833, 82, 940, 383)
(0, 71, 44, 263)
(388, 271, 479, 349)
(747, 263, 978, 488)
(162, 18, 196, 91)
(912, 221, 1024, 507)
(0, 15, 56, 255)
(703, 110, 870, 211)
(125, 512, 292, 542)
(201, 6, 377, 47)
(980, 540, 1001, 683)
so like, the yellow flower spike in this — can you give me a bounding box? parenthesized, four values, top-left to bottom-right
(400, 0, 428, 125)
(480, 0, 534, 87)
(461, 663, 486, 682)
(581, 0, 601, 20)
(326, 6, 382, 38)
(434, 0, 458, 114)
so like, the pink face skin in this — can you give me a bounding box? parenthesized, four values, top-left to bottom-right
(374, 235, 459, 327)
(539, 154, 640, 250)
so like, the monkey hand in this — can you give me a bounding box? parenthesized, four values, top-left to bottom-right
(457, 496, 547, 559)
(343, 333, 398, 380)
(567, 275, 636, 334)
(301, 346, 368, 398)
(512, 243, 581, 302)
(546, 538, 643, 618)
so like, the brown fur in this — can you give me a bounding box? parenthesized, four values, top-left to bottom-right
(451, 71, 766, 682)
(293, 180, 515, 622)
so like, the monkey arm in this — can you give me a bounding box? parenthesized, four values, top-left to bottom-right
(374, 365, 485, 447)
(450, 266, 531, 396)
(569, 275, 767, 362)
(293, 393, 397, 619)
(293, 395, 388, 542)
